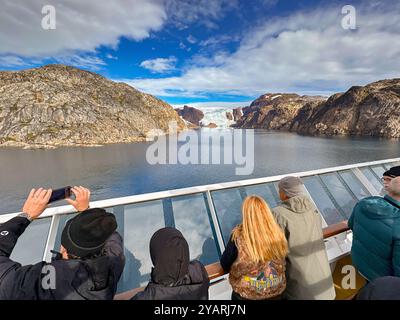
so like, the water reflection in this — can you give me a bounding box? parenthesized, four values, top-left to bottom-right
(1, 130, 399, 214)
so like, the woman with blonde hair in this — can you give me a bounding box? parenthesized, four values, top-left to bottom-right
(220, 195, 288, 300)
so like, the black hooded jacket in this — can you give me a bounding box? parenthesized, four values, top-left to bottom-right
(132, 227, 209, 300)
(0, 216, 125, 300)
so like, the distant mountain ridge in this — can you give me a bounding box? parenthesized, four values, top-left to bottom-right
(233, 79, 400, 138)
(0, 64, 186, 149)
(1, 65, 398, 150)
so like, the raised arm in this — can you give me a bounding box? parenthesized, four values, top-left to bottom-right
(0, 188, 52, 258)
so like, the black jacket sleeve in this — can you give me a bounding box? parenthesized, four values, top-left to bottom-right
(103, 231, 125, 285)
(0, 216, 31, 258)
(220, 236, 238, 273)
(103, 232, 124, 259)
(0, 216, 48, 300)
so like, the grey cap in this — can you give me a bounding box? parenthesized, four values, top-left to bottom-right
(278, 176, 305, 198)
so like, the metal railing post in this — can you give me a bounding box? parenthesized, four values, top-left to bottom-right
(351, 167, 380, 196)
(206, 190, 226, 254)
(42, 214, 61, 262)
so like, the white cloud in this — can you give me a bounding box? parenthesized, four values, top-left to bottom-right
(106, 54, 118, 60)
(165, 0, 239, 29)
(199, 34, 239, 47)
(172, 101, 253, 109)
(0, 55, 28, 67)
(124, 2, 400, 97)
(54, 54, 107, 71)
(0, 0, 166, 57)
(187, 35, 197, 44)
(140, 56, 177, 73)
(0, 0, 236, 70)
(179, 42, 186, 50)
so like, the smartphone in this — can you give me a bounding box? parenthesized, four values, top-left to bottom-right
(48, 186, 72, 204)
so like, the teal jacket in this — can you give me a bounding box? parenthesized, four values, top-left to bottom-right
(348, 195, 400, 281)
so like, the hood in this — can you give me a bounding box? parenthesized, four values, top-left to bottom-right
(50, 256, 116, 300)
(150, 227, 190, 286)
(358, 196, 400, 220)
(82, 256, 113, 291)
(281, 195, 315, 214)
(132, 261, 209, 300)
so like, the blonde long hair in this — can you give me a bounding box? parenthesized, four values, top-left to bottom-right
(232, 195, 288, 263)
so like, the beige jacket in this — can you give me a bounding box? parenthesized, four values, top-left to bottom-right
(272, 195, 336, 300)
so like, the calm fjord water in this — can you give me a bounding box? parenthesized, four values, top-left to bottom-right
(0, 129, 399, 214)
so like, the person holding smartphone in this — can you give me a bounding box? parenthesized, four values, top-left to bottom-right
(0, 186, 125, 300)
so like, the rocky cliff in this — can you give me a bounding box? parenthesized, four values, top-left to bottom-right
(294, 79, 400, 138)
(175, 105, 204, 126)
(233, 79, 400, 138)
(0, 64, 186, 148)
(232, 94, 326, 130)
(233, 107, 243, 121)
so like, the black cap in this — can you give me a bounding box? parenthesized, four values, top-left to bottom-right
(61, 208, 117, 258)
(383, 166, 400, 178)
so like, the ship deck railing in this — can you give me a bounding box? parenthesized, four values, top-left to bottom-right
(114, 220, 350, 300)
(0, 157, 399, 299)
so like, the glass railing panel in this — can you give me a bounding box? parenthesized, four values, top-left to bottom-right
(51, 202, 164, 293)
(211, 183, 281, 244)
(384, 162, 400, 170)
(211, 188, 243, 244)
(360, 167, 383, 194)
(302, 176, 345, 225)
(338, 170, 370, 200)
(382, 163, 390, 170)
(9, 217, 51, 265)
(114, 200, 165, 292)
(51, 194, 220, 294)
(319, 173, 357, 219)
(171, 193, 220, 266)
(370, 165, 387, 180)
(243, 183, 280, 208)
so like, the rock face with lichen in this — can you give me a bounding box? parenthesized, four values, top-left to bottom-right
(175, 105, 204, 126)
(233, 79, 400, 138)
(233, 107, 243, 121)
(0, 64, 186, 149)
(232, 94, 326, 130)
(294, 79, 400, 138)
(205, 122, 218, 128)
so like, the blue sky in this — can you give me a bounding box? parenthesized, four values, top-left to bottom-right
(0, 0, 399, 107)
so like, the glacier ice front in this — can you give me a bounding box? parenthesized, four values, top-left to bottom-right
(197, 106, 237, 128)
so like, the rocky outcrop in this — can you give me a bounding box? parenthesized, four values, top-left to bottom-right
(295, 79, 400, 138)
(233, 107, 243, 121)
(205, 122, 218, 128)
(226, 111, 233, 121)
(0, 64, 186, 149)
(233, 79, 400, 138)
(232, 94, 326, 130)
(176, 105, 204, 126)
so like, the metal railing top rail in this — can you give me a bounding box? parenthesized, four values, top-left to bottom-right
(1, 157, 398, 223)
